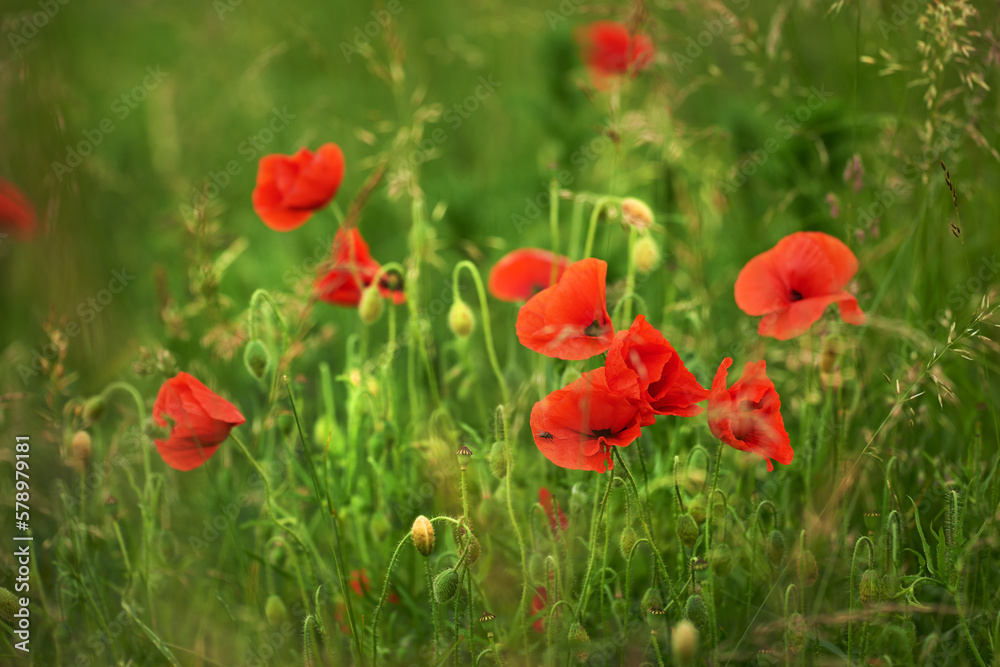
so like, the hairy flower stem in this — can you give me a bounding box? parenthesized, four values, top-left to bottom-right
(453, 261, 510, 406)
(705, 442, 724, 653)
(576, 473, 613, 621)
(847, 535, 875, 663)
(426, 560, 439, 660)
(372, 534, 412, 666)
(496, 405, 531, 664)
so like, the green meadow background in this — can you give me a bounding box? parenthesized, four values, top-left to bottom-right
(2, 0, 1000, 665)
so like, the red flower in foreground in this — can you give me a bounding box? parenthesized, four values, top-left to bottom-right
(152, 372, 245, 471)
(539, 487, 569, 534)
(487, 248, 570, 302)
(314, 227, 405, 307)
(530, 586, 548, 633)
(735, 232, 865, 340)
(516, 257, 614, 360)
(577, 21, 655, 86)
(0, 179, 37, 240)
(605, 315, 709, 423)
(530, 368, 644, 473)
(707, 358, 792, 471)
(252, 143, 345, 231)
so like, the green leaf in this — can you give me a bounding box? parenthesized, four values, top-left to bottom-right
(121, 602, 182, 667)
(909, 496, 936, 576)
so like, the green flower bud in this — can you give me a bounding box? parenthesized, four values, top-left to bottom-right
(785, 612, 807, 652)
(265, 594, 288, 627)
(684, 595, 708, 630)
(567, 622, 590, 661)
(433, 569, 459, 603)
(633, 233, 661, 274)
(797, 549, 818, 586)
(0, 587, 18, 624)
(455, 525, 480, 567)
(412, 515, 435, 557)
(359, 285, 384, 325)
(711, 543, 733, 578)
(676, 513, 699, 549)
(766, 530, 785, 567)
(448, 299, 475, 338)
(82, 395, 106, 423)
(488, 441, 507, 479)
(689, 494, 707, 524)
(620, 525, 639, 559)
(70, 430, 92, 466)
(859, 568, 881, 604)
(243, 340, 271, 380)
(671, 619, 699, 667)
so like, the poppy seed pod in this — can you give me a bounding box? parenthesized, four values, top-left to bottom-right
(684, 595, 708, 630)
(433, 569, 460, 603)
(243, 339, 271, 380)
(766, 530, 785, 567)
(82, 395, 105, 423)
(0, 587, 18, 624)
(411, 515, 434, 557)
(620, 525, 639, 559)
(448, 299, 475, 338)
(488, 441, 507, 479)
(71, 430, 92, 465)
(671, 619, 698, 667)
(265, 594, 288, 627)
(859, 568, 881, 604)
(641, 589, 663, 620)
(676, 513, 699, 549)
(633, 234, 661, 273)
(358, 285, 384, 325)
(620, 197, 654, 230)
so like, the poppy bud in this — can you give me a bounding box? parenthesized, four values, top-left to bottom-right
(412, 515, 435, 557)
(797, 549, 818, 586)
(82, 395, 105, 423)
(265, 594, 288, 627)
(433, 569, 459, 603)
(243, 340, 271, 380)
(633, 234, 661, 274)
(710, 544, 733, 578)
(620, 525, 639, 559)
(785, 612, 807, 652)
(359, 285, 384, 325)
(859, 568, 881, 604)
(0, 587, 17, 624)
(688, 494, 707, 524)
(455, 525, 480, 567)
(676, 513, 699, 549)
(671, 619, 698, 666)
(567, 622, 590, 661)
(766, 530, 785, 567)
(488, 441, 507, 479)
(71, 430, 92, 466)
(620, 197, 654, 230)
(448, 299, 475, 338)
(684, 594, 708, 630)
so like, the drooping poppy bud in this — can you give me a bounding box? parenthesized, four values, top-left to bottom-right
(412, 515, 435, 557)
(265, 594, 288, 627)
(633, 234, 661, 273)
(488, 441, 507, 479)
(82, 395, 106, 423)
(358, 285, 384, 325)
(859, 568, 881, 604)
(620, 197, 654, 230)
(455, 524, 480, 566)
(672, 619, 699, 666)
(676, 513, 699, 549)
(433, 569, 459, 603)
(620, 525, 639, 559)
(684, 595, 708, 630)
(70, 430, 92, 466)
(243, 340, 271, 379)
(711, 543, 733, 577)
(766, 530, 785, 567)
(448, 299, 475, 338)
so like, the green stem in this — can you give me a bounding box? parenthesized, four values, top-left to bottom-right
(372, 534, 412, 666)
(549, 178, 560, 284)
(847, 535, 875, 664)
(497, 405, 530, 664)
(576, 473, 614, 619)
(582, 196, 615, 259)
(621, 226, 637, 327)
(453, 261, 510, 406)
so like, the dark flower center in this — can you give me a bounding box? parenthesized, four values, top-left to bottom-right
(789, 289, 804, 302)
(592, 428, 615, 438)
(379, 269, 405, 292)
(584, 319, 606, 337)
(739, 399, 766, 412)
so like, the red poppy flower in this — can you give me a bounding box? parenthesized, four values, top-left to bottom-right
(530, 586, 548, 633)
(735, 232, 866, 340)
(487, 248, 570, 302)
(530, 368, 644, 473)
(707, 358, 792, 471)
(314, 227, 405, 307)
(539, 487, 569, 534)
(252, 143, 345, 231)
(577, 21, 655, 86)
(0, 179, 37, 240)
(335, 568, 397, 633)
(605, 315, 709, 422)
(516, 257, 614, 360)
(152, 372, 246, 471)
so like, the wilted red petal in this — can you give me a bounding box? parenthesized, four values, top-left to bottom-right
(516, 258, 614, 360)
(488, 248, 570, 302)
(707, 358, 792, 471)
